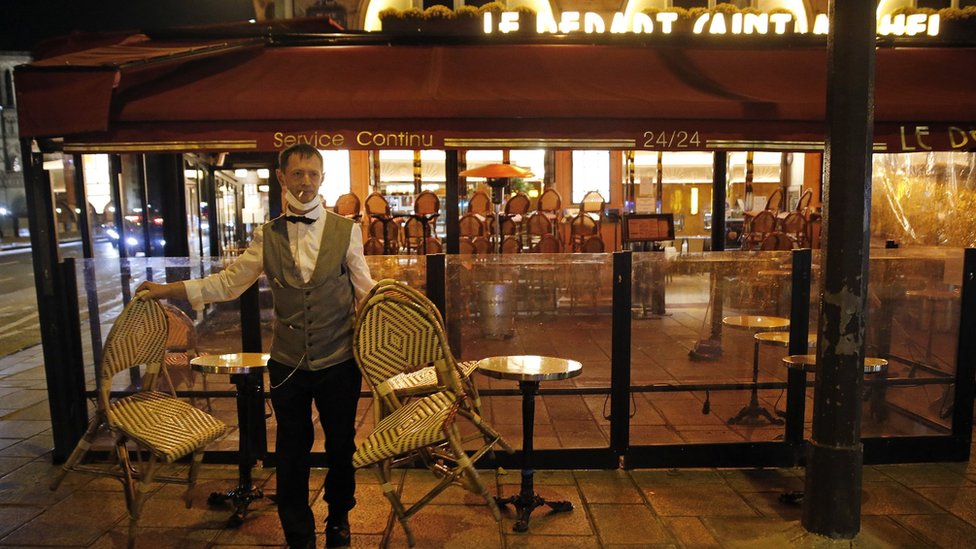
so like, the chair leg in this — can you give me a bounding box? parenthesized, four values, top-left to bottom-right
(128, 455, 160, 549)
(185, 450, 203, 508)
(447, 426, 501, 521)
(375, 463, 415, 547)
(50, 413, 104, 491)
(116, 439, 137, 514)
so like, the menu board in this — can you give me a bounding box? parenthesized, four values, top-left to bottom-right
(622, 213, 675, 243)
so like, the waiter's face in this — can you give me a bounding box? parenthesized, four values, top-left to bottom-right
(277, 153, 324, 203)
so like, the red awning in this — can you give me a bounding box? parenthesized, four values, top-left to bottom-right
(15, 35, 976, 152)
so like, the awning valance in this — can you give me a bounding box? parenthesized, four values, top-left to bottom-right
(15, 36, 976, 152)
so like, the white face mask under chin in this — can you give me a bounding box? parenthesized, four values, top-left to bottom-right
(285, 189, 320, 211)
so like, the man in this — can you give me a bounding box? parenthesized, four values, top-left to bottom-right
(137, 144, 373, 548)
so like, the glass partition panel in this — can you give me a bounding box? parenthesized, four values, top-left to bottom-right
(630, 250, 794, 445)
(446, 253, 614, 451)
(863, 247, 963, 437)
(364, 255, 426, 292)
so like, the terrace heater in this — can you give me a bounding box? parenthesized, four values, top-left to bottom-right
(458, 163, 533, 253)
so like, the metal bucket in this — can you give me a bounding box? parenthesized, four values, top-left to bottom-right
(478, 283, 516, 339)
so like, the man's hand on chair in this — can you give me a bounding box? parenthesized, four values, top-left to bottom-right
(135, 281, 187, 301)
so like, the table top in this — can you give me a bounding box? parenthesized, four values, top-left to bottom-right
(191, 352, 270, 375)
(781, 354, 888, 374)
(476, 355, 582, 382)
(723, 315, 790, 332)
(755, 331, 816, 348)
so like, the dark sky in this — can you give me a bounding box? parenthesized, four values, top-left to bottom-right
(2, 0, 256, 52)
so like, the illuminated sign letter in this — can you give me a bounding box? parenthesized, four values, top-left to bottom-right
(709, 13, 727, 34)
(657, 12, 678, 34)
(584, 12, 605, 34)
(743, 13, 768, 35)
(610, 12, 628, 33)
(731, 13, 743, 34)
(769, 13, 793, 34)
(632, 13, 653, 34)
(559, 11, 581, 33)
(693, 14, 709, 34)
(906, 13, 927, 36)
(813, 13, 829, 34)
(499, 11, 520, 33)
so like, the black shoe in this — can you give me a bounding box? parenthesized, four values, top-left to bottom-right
(325, 518, 351, 548)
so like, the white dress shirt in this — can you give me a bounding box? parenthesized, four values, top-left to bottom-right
(184, 202, 374, 310)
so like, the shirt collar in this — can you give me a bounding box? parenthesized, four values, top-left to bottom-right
(287, 202, 323, 221)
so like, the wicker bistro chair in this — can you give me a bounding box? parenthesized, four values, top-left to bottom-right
(352, 291, 512, 546)
(355, 279, 483, 418)
(160, 303, 211, 411)
(50, 294, 227, 548)
(333, 192, 362, 221)
(467, 190, 492, 216)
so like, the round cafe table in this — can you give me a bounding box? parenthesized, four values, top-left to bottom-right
(477, 355, 582, 532)
(722, 315, 790, 426)
(191, 352, 269, 526)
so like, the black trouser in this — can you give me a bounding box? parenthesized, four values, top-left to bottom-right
(267, 357, 362, 548)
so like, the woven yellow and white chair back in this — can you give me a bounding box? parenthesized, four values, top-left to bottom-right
(354, 292, 459, 396)
(99, 295, 168, 410)
(162, 303, 193, 350)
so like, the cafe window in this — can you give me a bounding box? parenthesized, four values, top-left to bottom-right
(318, 149, 352, 207)
(572, 150, 610, 204)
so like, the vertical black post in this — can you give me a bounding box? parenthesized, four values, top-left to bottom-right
(22, 140, 86, 462)
(785, 249, 812, 447)
(803, 0, 876, 538)
(71, 154, 94, 259)
(137, 155, 153, 256)
(204, 166, 219, 258)
(445, 151, 460, 255)
(611, 251, 632, 456)
(240, 283, 262, 353)
(951, 249, 976, 445)
(59, 257, 88, 439)
(72, 153, 104, 379)
(146, 154, 190, 258)
(109, 155, 127, 259)
(238, 283, 266, 458)
(711, 152, 727, 252)
(425, 253, 447, 320)
(268, 164, 282, 219)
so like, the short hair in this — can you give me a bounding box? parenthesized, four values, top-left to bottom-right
(277, 144, 323, 171)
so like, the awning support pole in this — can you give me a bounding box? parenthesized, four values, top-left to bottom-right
(803, 0, 876, 538)
(22, 139, 88, 462)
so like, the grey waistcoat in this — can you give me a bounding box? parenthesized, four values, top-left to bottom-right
(262, 211, 355, 370)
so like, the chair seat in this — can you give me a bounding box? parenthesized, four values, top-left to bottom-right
(388, 360, 479, 396)
(164, 352, 189, 367)
(109, 391, 227, 463)
(353, 391, 457, 468)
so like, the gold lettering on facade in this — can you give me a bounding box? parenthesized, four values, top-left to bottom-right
(273, 131, 344, 148)
(356, 131, 434, 148)
(915, 126, 932, 151)
(949, 127, 969, 149)
(899, 126, 916, 151)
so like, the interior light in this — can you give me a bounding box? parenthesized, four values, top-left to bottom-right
(690, 187, 699, 216)
(257, 168, 270, 179)
(183, 169, 198, 179)
(258, 184, 270, 193)
(235, 169, 248, 178)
